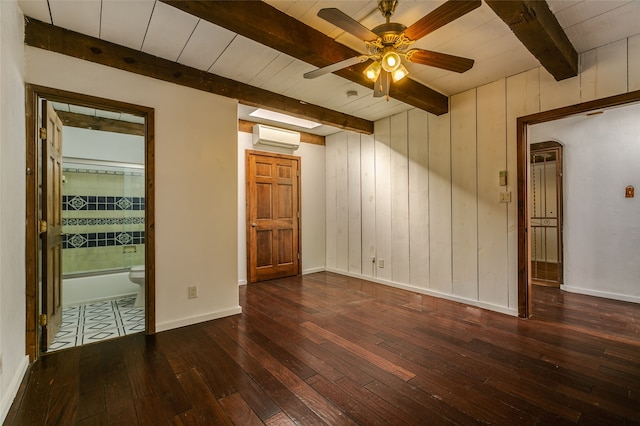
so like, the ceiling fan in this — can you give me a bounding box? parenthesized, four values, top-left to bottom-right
(304, 0, 481, 99)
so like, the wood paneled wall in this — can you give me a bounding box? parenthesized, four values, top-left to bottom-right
(326, 34, 640, 315)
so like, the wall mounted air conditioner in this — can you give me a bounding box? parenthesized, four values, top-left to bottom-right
(252, 124, 301, 151)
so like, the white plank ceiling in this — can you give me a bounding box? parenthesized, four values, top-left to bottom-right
(17, 0, 640, 135)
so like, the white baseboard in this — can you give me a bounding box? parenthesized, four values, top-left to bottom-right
(1, 355, 29, 424)
(325, 268, 518, 317)
(155, 306, 242, 332)
(238, 267, 326, 285)
(302, 267, 326, 275)
(561, 285, 640, 304)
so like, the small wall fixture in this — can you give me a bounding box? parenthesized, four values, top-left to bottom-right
(625, 185, 634, 198)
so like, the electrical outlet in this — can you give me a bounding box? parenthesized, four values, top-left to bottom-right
(378, 259, 384, 268)
(188, 286, 198, 299)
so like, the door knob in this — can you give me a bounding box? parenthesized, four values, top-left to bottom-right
(251, 223, 257, 227)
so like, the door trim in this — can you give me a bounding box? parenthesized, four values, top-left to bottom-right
(517, 89, 640, 318)
(25, 84, 156, 361)
(245, 150, 301, 283)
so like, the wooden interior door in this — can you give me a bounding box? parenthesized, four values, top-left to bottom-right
(41, 100, 64, 350)
(246, 151, 300, 283)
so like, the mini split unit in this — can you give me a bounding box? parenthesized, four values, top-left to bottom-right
(252, 124, 301, 150)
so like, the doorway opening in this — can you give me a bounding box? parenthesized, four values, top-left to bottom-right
(25, 84, 155, 361)
(529, 142, 563, 287)
(516, 89, 640, 317)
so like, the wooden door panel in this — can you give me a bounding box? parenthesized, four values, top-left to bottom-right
(41, 101, 64, 350)
(247, 151, 300, 283)
(256, 183, 273, 219)
(277, 184, 293, 218)
(278, 229, 294, 265)
(256, 230, 273, 268)
(277, 164, 292, 179)
(255, 161, 273, 177)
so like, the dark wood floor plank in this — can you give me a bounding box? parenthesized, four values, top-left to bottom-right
(215, 318, 356, 425)
(301, 321, 415, 381)
(7, 272, 640, 425)
(174, 367, 232, 425)
(295, 338, 376, 386)
(200, 322, 287, 421)
(212, 319, 327, 425)
(132, 395, 171, 426)
(306, 374, 388, 425)
(14, 367, 56, 425)
(218, 393, 266, 426)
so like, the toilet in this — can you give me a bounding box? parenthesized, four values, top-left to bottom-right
(129, 265, 145, 308)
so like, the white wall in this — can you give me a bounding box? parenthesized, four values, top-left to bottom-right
(25, 47, 241, 333)
(237, 132, 326, 284)
(326, 35, 640, 315)
(0, 1, 29, 421)
(530, 103, 640, 303)
(63, 126, 145, 165)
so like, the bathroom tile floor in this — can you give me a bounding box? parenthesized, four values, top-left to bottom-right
(48, 296, 144, 352)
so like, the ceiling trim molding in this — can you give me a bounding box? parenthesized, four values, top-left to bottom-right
(160, 0, 449, 115)
(239, 120, 325, 146)
(24, 17, 374, 134)
(486, 0, 578, 81)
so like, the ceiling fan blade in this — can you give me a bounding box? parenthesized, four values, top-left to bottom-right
(373, 71, 391, 98)
(405, 49, 474, 73)
(318, 8, 378, 41)
(304, 56, 367, 79)
(404, 0, 481, 41)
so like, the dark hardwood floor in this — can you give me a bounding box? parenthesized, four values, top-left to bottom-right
(5, 272, 640, 425)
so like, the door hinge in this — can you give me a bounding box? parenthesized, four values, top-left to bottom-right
(297, 253, 300, 260)
(39, 127, 47, 140)
(39, 220, 47, 233)
(297, 170, 300, 177)
(39, 314, 47, 326)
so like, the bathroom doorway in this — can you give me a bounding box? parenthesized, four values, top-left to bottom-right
(25, 85, 155, 360)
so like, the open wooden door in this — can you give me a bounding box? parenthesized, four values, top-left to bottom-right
(246, 151, 300, 283)
(40, 100, 64, 350)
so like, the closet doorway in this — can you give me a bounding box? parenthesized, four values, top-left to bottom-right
(529, 142, 563, 287)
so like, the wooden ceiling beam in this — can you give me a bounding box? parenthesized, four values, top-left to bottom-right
(485, 0, 578, 81)
(56, 110, 145, 136)
(160, 0, 449, 115)
(24, 18, 373, 134)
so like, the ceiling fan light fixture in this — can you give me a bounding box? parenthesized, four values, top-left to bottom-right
(391, 64, 408, 82)
(364, 61, 382, 81)
(381, 50, 401, 72)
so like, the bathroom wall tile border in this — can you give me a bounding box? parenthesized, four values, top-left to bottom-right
(63, 167, 144, 177)
(63, 195, 145, 211)
(63, 231, 145, 249)
(62, 217, 145, 226)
